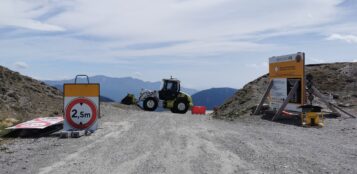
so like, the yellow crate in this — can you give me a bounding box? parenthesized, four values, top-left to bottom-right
(301, 112, 324, 127)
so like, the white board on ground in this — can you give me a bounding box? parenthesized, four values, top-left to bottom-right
(6, 117, 63, 130)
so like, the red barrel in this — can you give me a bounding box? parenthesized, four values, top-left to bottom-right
(191, 106, 206, 115)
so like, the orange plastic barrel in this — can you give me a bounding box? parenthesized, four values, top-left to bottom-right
(192, 106, 206, 115)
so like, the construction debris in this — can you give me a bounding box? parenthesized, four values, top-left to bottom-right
(60, 130, 92, 138)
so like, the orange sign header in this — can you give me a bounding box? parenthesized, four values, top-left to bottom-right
(64, 84, 100, 97)
(269, 53, 304, 78)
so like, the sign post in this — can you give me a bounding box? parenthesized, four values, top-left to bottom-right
(253, 52, 306, 120)
(63, 75, 100, 132)
(254, 52, 355, 120)
(268, 52, 305, 114)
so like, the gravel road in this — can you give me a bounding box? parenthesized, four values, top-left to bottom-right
(1, 103, 356, 174)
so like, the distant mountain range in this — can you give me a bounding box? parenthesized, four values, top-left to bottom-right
(100, 96, 115, 102)
(192, 88, 237, 110)
(44, 75, 198, 102)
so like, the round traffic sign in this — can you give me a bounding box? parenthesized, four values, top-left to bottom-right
(65, 98, 97, 130)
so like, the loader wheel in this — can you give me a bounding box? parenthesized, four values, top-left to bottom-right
(172, 98, 189, 114)
(143, 97, 158, 111)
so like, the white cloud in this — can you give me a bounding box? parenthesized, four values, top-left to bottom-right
(0, 0, 64, 31)
(0, 35, 276, 64)
(0, 0, 349, 58)
(1, 0, 357, 89)
(6, 19, 65, 32)
(47, 0, 343, 41)
(13, 61, 29, 69)
(110, 40, 276, 57)
(326, 34, 357, 43)
(322, 23, 357, 36)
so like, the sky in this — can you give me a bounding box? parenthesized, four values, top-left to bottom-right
(0, 0, 357, 90)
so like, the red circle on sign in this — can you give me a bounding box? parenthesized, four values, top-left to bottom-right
(65, 98, 97, 130)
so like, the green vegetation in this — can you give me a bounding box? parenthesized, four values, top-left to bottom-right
(0, 124, 9, 137)
(0, 118, 19, 137)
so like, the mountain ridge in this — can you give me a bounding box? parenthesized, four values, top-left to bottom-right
(192, 88, 237, 110)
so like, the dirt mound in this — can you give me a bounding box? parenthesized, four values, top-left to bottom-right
(0, 66, 63, 126)
(213, 62, 357, 120)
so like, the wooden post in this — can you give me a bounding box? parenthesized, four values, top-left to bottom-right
(312, 86, 356, 118)
(253, 81, 274, 115)
(311, 86, 340, 117)
(328, 102, 356, 118)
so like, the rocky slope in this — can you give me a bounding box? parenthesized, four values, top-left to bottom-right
(213, 62, 357, 120)
(0, 66, 63, 125)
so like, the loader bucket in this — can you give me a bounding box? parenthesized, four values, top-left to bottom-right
(121, 94, 137, 105)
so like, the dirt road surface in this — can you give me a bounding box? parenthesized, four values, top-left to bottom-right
(1, 103, 356, 174)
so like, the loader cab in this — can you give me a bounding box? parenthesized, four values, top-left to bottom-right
(159, 78, 181, 100)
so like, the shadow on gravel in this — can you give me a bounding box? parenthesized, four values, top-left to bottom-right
(261, 113, 302, 126)
(261, 112, 341, 127)
(1, 124, 63, 138)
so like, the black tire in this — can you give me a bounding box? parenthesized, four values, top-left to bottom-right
(172, 98, 189, 114)
(143, 97, 158, 111)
